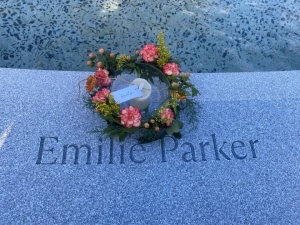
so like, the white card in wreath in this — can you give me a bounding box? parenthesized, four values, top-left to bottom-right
(111, 85, 143, 104)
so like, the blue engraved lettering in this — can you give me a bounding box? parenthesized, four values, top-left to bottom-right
(161, 136, 178, 162)
(36, 136, 58, 164)
(62, 144, 91, 164)
(130, 144, 146, 163)
(212, 134, 231, 160)
(249, 140, 258, 158)
(199, 141, 210, 161)
(181, 142, 197, 162)
(231, 141, 247, 159)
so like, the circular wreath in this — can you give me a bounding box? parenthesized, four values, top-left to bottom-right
(83, 32, 200, 142)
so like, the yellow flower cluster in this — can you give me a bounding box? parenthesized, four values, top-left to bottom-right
(170, 90, 186, 102)
(157, 32, 171, 68)
(116, 54, 131, 70)
(95, 95, 120, 117)
(165, 97, 178, 110)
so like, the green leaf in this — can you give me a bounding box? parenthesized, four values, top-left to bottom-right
(174, 119, 184, 129)
(140, 72, 148, 80)
(109, 69, 122, 77)
(103, 50, 111, 58)
(135, 63, 169, 85)
(191, 87, 200, 97)
(130, 54, 138, 62)
(127, 63, 136, 68)
(173, 132, 182, 139)
(135, 66, 141, 75)
(184, 90, 192, 96)
(99, 114, 120, 124)
(124, 127, 138, 133)
(165, 126, 174, 135)
(182, 84, 193, 89)
(96, 53, 106, 62)
(119, 132, 127, 142)
(137, 136, 156, 143)
(165, 119, 183, 135)
(111, 117, 121, 124)
(173, 105, 180, 118)
(137, 131, 167, 143)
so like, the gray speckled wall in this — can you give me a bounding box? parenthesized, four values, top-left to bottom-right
(1, 0, 300, 72)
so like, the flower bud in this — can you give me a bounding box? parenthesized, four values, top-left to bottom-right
(110, 53, 115, 57)
(144, 123, 150, 128)
(171, 82, 179, 88)
(135, 50, 139, 55)
(98, 48, 104, 54)
(150, 119, 155, 124)
(87, 61, 92, 66)
(186, 72, 190, 77)
(155, 127, 160, 131)
(96, 62, 102, 68)
(89, 53, 95, 59)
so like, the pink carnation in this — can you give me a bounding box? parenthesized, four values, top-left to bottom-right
(92, 88, 110, 103)
(120, 106, 142, 128)
(163, 63, 180, 76)
(140, 44, 159, 62)
(95, 68, 111, 86)
(160, 108, 174, 126)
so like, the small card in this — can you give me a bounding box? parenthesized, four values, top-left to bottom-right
(111, 85, 143, 104)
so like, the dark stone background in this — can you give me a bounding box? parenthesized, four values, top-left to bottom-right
(1, 0, 300, 72)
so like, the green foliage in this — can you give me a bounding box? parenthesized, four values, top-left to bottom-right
(165, 119, 183, 135)
(135, 63, 169, 85)
(84, 33, 201, 143)
(83, 95, 96, 111)
(137, 129, 167, 143)
(184, 98, 201, 131)
(91, 123, 138, 142)
(191, 86, 200, 97)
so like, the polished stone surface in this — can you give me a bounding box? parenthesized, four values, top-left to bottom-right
(0, 68, 300, 224)
(0, 0, 300, 72)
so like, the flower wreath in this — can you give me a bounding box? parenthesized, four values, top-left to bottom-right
(84, 32, 200, 142)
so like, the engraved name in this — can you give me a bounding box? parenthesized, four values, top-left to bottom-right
(36, 134, 258, 165)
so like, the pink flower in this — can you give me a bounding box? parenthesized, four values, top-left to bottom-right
(92, 88, 110, 103)
(140, 44, 159, 62)
(160, 108, 174, 126)
(120, 106, 142, 128)
(95, 68, 111, 86)
(163, 63, 180, 76)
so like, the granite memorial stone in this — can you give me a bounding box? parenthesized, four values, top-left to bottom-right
(0, 68, 299, 224)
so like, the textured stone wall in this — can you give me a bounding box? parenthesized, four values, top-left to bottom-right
(1, 0, 300, 72)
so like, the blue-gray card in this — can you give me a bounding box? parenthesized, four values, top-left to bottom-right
(0, 68, 300, 224)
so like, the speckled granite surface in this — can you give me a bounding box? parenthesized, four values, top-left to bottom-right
(0, 68, 300, 224)
(0, 1, 300, 72)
